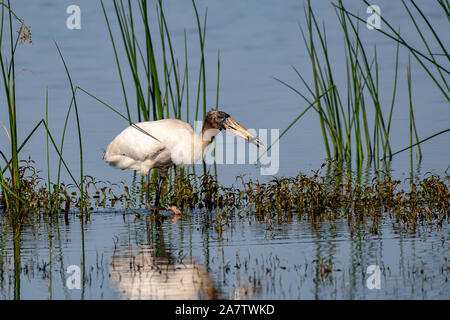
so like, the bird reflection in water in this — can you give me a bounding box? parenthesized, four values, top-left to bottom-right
(109, 215, 218, 300)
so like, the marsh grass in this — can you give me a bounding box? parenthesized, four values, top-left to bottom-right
(334, 0, 449, 101)
(98, 0, 221, 204)
(275, 0, 396, 169)
(332, 0, 449, 158)
(0, 1, 24, 219)
(1, 1, 448, 230)
(0, 0, 448, 302)
(0, 0, 221, 219)
(0, 3, 88, 220)
(1, 160, 448, 236)
(274, 0, 449, 170)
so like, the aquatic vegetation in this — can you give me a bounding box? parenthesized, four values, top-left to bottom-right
(0, 1, 30, 219)
(1, 159, 448, 236)
(0, 0, 448, 301)
(274, 0, 449, 170)
(1, 1, 447, 228)
(101, 0, 221, 178)
(334, 0, 449, 103)
(0, 3, 87, 219)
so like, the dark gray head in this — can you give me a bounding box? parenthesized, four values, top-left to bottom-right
(203, 109, 265, 150)
(205, 110, 230, 130)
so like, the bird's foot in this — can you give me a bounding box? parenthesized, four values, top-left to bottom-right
(165, 205, 182, 215)
(145, 204, 182, 216)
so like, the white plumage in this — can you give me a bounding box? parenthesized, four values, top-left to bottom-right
(104, 119, 204, 176)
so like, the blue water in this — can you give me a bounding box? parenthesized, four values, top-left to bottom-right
(1, 0, 448, 184)
(1, 212, 449, 299)
(0, 0, 449, 300)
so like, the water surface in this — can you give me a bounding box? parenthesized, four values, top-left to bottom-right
(1, 0, 448, 184)
(0, 1, 448, 300)
(1, 211, 449, 299)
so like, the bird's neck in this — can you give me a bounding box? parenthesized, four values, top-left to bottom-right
(201, 121, 220, 152)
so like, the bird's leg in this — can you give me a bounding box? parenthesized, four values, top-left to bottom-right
(145, 171, 161, 212)
(154, 175, 163, 208)
(146, 169, 182, 216)
(145, 172, 150, 208)
(164, 166, 182, 216)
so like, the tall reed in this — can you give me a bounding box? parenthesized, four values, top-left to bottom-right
(0, 3, 87, 219)
(100, 0, 220, 204)
(336, 0, 449, 102)
(333, 0, 449, 158)
(100, 0, 217, 125)
(275, 0, 396, 169)
(0, 1, 30, 218)
(275, 0, 448, 170)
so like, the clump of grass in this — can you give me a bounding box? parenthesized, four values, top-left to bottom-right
(274, 0, 449, 171)
(334, 0, 449, 103)
(275, 0, 396, 169)
(0, 4, 88, 221)
(331, 0, 450, 160)
(3, 158, 447, 236)
(0, 1, 30, 219)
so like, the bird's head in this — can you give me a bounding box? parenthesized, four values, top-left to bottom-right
(204, 110, 265, 151)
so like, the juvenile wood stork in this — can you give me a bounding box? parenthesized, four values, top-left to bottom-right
(103, 110, 264, 214)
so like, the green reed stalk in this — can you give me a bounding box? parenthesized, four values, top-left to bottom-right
(403, 1, 448, 94)
(100, 0, 132, 124)
(303, 5, 332, 159)
(102, 0, 215, 187)
(335, 0, 449, 102)
(13, 225, 20, 299)
(191, 1, 208, 174)
(2, 116, 84, 197)
(407, 56, 422, 160)
(387, 40, 400, 138)
(45, 88, 51, 208)
(213, 50, 221, 177)
(275, 0, 409, 170)
(389, 129, 450, 159)
(436, 0, 449, 17)
(0, 2, 24, 215)
(55, 43, 84, 216)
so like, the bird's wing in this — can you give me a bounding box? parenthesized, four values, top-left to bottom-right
(146, 119, 203, 166)
(104, 119, 198, 173)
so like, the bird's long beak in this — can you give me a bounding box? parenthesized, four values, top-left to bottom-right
(224, 117, 266, 151)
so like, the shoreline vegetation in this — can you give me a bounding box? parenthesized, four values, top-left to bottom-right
(0, 0, 449, 232)
(0, 159, 448, 236)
